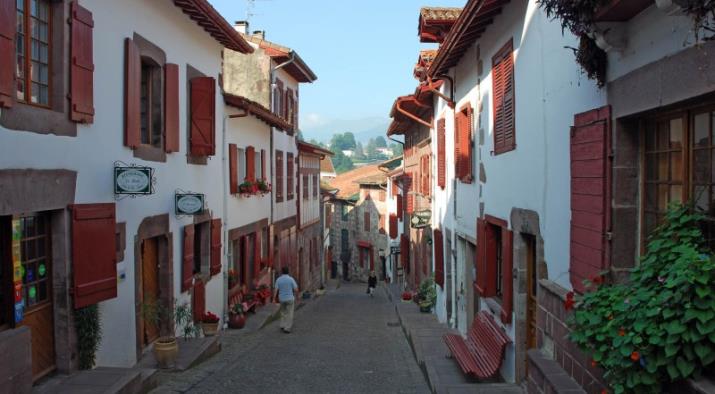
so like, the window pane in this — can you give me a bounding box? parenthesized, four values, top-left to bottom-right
(645, 183, 656, 210)
(30, 0, 36, 16)
(695, 185, 709, 212)
(17, 0, 24, 11)
(645, 121, 656, 151)
(150, 68, 162, 147)
(670, 118, 683, 149)
(657, 121, 669, 150)
(694, 112, 710, 148)
(238, 149, 246, 182)
(670, 185, 682, 204)
(671, 152, 682, 182)
(657, 153, 668, 180)
(16, 10, 24, 33)
(658, 184, 669, 211)
(694, 149, 710, 184)
(39, 85, 47, 104)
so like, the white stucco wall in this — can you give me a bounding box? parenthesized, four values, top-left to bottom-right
(272, 68, 299, 223)
(0, 0, 230, 367)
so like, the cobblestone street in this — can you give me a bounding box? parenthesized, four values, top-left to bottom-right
(151, 283, 430, 394)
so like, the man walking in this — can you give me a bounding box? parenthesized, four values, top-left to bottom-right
(274, 266, 298, 333)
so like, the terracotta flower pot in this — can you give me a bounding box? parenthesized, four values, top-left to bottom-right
(153, 336, 178, 369)
(228, 314, 246, 329)
(202, 321, 219, 336)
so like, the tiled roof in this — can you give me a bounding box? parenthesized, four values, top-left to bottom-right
(172, 0, 252, 53)
(298, 140, 334, 157)
(414, 50, 438, 80)
(241, 34, 317, 83)
(420, 7, 462, 21)
(223, 93, 293, 132)
(329, 165, 385, 199)
(320, 156, 336, 174)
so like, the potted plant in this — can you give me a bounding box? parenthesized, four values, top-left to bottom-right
(228, 303, 246, 329)
(142, 300, 198, 369)
(316, 285, 326, 296)
(401, 291, 413, 302)
(227, 269, 238, 290)
(200, 311, 220, 336)
(418, 276, 437, 313)
(239, 179, 258, 196)
(256, 179, 272, 194)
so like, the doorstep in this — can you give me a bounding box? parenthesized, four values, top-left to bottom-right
(33, 367, 157, 394)
(385, 286, 524, 394)
(137, 336, 220, 372)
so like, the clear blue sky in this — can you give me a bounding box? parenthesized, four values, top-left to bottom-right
(210, 0, 465, 131)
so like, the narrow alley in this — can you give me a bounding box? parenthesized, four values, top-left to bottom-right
(151, 284, 430, 394)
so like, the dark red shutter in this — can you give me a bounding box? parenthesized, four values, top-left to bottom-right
(261, 149, 266, 180)
(369, 248, 375, 271)
(210, 219, 222, 276)
(70, 2, 94, 123)
(70, 203, 117, 308)
(501, 229, 513, 324)
(392, 180, 399, 197)
(229, 144, 238, 194)
(396, 195, 403, 220)
(182, 225, 195, 292)
(454, 113, 461, 177)
(476, 218, 488, 296)
(570, 105, 611, 293)
(192, 279, 205, 322)
(0, 0, 14, 108)
(246, 146, 256, 181)
(364, 211, 370, 231)
(463, 106, 474, 183)
(389, 214, 398, 239)
(434, 228, 444, 288)
(190, 77, 216, 156)
(437, 119, 446, 189)
(124, 38, 141, 149)
(164, 63, 180, 153)
(400, 234, 409, 269)
(405, 174, 414, 214)
(254, 233, 261, 276)
(493, 39, 515, 154)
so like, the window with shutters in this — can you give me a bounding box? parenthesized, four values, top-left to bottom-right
(455, 106, 473, 183)
(492, 39, 515, 155)
(193, 221, 210, 275)
(477, 216, 514, 323)
(237, 148, 246, 183)
(286, 88, 294, 122)
(275, 150, 284, 202)
(140, 61, 163, 148)
(15, 0, 51, 106)
(437, 118, 446, 189)
(287, 153, 294, 200)
(273, 79, 283, 117)
(254, 150, 261, 181)
(302, 175, 309, 200)
(313, 175, 318, 198)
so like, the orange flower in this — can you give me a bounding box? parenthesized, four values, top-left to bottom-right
(591, 359, 598, 367)
(630, 351, 640, 361)
(618, 328, 626, 337)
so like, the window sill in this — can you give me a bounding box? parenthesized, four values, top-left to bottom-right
(134, 145, 166, 163)
(0, 101, 77, 137)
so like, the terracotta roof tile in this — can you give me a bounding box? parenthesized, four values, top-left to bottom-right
(420, 7, 462, 22)
(329, 165, 386, 199)
(320, 157, 336, 174)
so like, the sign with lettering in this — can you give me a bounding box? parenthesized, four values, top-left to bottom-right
(175, 193, 205, 215)
(410, 210, 431, 229)
(114, 167, 153, 195)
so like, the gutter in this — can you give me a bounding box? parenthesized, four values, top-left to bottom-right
(396, 100, 432, 129)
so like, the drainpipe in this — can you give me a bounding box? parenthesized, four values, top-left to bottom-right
(221, 109, 247, 326)
(433, 74, 455, 108)
(426, 77, 454, 108)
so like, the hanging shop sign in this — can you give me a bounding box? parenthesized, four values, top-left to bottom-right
(11, 219, 23, 324)
(175, 193, 205, 215)
(390, 246, 401, 255)
(410, 210, 431, 229)
(114, 166, 154, 195)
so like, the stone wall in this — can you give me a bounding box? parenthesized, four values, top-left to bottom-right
(528, 279, 606, 394)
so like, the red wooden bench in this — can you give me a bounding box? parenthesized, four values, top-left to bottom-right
(228, 287, 258, 314)
(443, 311, 512, 380)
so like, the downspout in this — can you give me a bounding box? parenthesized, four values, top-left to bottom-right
(426, 77, 454, 108)
(433, 74, 454, 107)
(222, 109, 247, 325)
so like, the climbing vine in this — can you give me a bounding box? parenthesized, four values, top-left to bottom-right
(75, 305, 102, 370)
(569, 204, 715, 393)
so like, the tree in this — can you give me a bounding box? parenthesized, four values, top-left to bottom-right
(374, 136, 387, 148)
(390, 143, 403, 156)
(332, 151, 354, 174)
(297, 131, 305, 141)
(309, 139, 326, 148)
(329, 132, 357, 152)
(354, 142, 366, 160)
(365, 138, 378, 159)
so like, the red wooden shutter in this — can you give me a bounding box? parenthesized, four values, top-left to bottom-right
(369, 248, 375, 271)
(405, 174, 414, 214)
(462, 106, 474, 183)
(0, 0, 14, 108)
(190, 77, 216, 156)
(164, 63, 180, 152)
(454, 113, 461, 177)
(476, 218, 488, 296)
(379, 214, 385, 233)
(434, 228, 444, 288)
(182, 225, 195, 292)
(69, 2, 95, 123)
(570, 105, 611, 293)
(192, 279, 205, 322)
(210, 218, 222, 276)
(261, 149, 266, 180)
(70, 203, 117, 308)
(501, 229, 513, 324)
(124, 38, 141, 149)
(396, 195, 403, 220)
(254, 233, 261, 277)
(437, 118, 446, 189)
(392, 180, 399, 196)
(246, 146, 256, 182)
(400, 234, 409, 269)
(364, 211, 370, 231)
(493, 39, 515, 154)
(389, 214, 398, 239)
(287, 153, 294, 199)
(229, 144, 238, 194)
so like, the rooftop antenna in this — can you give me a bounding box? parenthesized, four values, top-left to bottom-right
(244, 0, 272, 24)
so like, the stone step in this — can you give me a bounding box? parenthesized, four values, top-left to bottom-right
(438, 383, 524, 394)
(137, 336, 220, 372)
(33, 367, 143, 394)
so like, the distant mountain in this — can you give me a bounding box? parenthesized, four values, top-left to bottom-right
(301, 116, 391, 145)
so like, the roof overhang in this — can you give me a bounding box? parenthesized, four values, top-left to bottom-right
(418, 7, 462, 43)
(223, 93, 294, 132)
(298, 141, 334, 157)
(414, 50, 438, 81)
(387, 84, 438, 136)
(173, 0, 253, 53)
(594, 0, 652, 22)
(428, 0, 511, 77)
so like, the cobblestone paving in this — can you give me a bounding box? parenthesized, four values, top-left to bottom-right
(151, 283, 430, 394)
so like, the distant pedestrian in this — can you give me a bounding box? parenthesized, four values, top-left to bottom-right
(274, 266, 298, 333)
(367, 271, 377, 297)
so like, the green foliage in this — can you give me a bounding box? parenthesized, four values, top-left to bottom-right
(332, 151, 354, 174)
(569, 203, 715, 393)
(142, 299, 200, 340)
(390, 143, 403, 157)
(329, 132, 357, 151)
(75, 305, 102, 370)
(374, 136, 388, 148)
(418, 276, 437, 307)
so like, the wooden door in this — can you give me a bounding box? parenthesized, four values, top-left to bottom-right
(142, 237, 160, 347)
(16, 214, 55, 381)
(526, 234, 537, 352)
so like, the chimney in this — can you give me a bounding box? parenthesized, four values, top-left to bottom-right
(234, 20, 249, 34)
(252, 30, 266, 40)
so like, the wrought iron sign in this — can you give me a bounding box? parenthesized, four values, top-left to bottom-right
(114, 162, 155, 198)
(175, 192, 205, 216)
(410, 210, 431, 229)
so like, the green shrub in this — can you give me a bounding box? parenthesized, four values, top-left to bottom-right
(569, 204, 715, 393)
(75, 305, 101, 370)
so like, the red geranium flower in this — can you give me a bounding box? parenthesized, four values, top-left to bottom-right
(630, 351, 640, 361)
(618, 328, 626, 337)
(564, 291, 575, 310)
